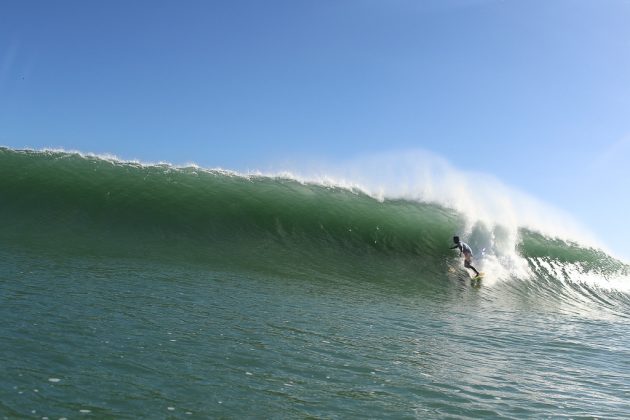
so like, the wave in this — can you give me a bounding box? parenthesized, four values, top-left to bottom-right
(1, 147, 628, 302)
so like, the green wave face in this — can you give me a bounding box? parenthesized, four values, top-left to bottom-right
(1, 147, 628, 296)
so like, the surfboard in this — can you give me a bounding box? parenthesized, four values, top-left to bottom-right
(471, 272, 485, 287)
(472, 272, 485, 280)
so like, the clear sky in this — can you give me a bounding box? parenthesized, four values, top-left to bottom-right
(1, 0, 629, 261)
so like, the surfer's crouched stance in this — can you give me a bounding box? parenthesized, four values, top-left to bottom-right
(450, 236, 480, 276)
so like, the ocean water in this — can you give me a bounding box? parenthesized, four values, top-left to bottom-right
(1, 147, 629, 419)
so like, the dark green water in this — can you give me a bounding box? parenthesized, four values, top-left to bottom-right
(1, 148, 629, 418)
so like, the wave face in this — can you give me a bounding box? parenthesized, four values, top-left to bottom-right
(1, 147, 628, 301)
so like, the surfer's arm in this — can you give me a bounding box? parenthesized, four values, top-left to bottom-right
(449, 244, 462, 255)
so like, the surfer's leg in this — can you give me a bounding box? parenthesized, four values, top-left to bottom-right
(464, 259, 480, 276)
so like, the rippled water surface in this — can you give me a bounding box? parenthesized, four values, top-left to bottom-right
(2, 252, 628, 419)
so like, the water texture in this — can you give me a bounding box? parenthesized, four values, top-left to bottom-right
(1, 148, 628, 418)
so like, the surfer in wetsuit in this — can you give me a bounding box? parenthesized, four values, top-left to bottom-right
(450, 236, 480, 276)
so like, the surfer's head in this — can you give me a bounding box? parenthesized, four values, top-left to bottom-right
(453, 236, 460, 244)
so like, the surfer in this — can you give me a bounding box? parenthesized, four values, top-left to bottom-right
(450, 236, 480, 276)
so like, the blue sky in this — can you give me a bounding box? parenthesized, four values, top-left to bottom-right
(1, 0, 629, 260)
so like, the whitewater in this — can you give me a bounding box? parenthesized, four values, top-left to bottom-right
(1, 147, 629, 418)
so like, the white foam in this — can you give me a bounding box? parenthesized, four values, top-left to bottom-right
(256, 149, 629, 287)
(531, 257, 630, 293)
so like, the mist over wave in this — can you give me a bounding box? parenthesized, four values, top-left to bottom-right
(265, 150, 601, 248)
